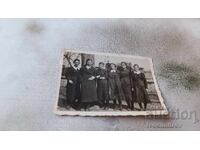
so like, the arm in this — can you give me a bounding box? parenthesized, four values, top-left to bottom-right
(65, 68, 70, 80)
(65, 68, 74, 84)
(99, 69, 107, 79)
(81, 67, 92, 79)
(88, 67, 96, 80)
(129, 71, 134, 91)
(95, 68, 101, 79)
(142, 73, 148, 89)
(105, 70, 108, 80)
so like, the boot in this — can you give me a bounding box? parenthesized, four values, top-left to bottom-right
(118, 100, 122, 110)
(113, 99, 117, 109)
(131, 101, 134, 110)
(104, 100, 109, 110)
(144, 102, 147, 111)
(139, 103, 143, 111)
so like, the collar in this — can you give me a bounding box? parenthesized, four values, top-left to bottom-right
(72, 65, 80, 70)
(134, 71, 141, 74)
(86, 65, 91, 69)
(111, 70, 116, 73)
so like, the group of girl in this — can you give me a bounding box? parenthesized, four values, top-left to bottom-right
(65, 58, 150, 111)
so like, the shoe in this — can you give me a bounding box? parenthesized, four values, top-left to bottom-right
(104, 107, 109, 110)
(119, 105, 122, 111)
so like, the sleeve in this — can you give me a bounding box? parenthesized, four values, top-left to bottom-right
(105, 70, 108, 79)
(130, 71, 134, 88)
(142, 73, 148, 89)
(80, 67, 94, 81)
(79, 68, 84, 82)
(118, 70, 122, 79)
(65, 68, 70, 80)
(116, 70, 121, 80)
(95, 68, 100, 77)
(93, 67, 97, 77)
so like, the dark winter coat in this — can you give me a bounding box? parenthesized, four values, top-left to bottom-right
(131, 71, 150, 103)
(96, 68, 109, 102)
(80, 66, 98, 103)
(65, 66, 81, 103)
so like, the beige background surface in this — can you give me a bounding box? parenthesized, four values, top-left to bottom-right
(0, 19, 200, 130)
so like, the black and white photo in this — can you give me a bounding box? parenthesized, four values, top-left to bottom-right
(55, 49, 168, 116)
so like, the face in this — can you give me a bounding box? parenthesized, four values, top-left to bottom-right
(74, 60, 80, 67)
(99, 63, 104, 69)
(134, 65, 140, 71)
(86, 60, 93, 66)
(111, 64, 116, 70)
(121, 62, 126, 69)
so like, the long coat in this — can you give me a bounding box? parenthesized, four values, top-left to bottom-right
(80, 66, 98, 103)
(108, 70, 124, 100)
(131, 71, 150, 103)
(119, 68, 133, 102)
(65, 67, 81, 103)
(96, 68, 109, 102)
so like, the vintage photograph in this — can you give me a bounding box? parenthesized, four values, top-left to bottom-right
(55, 50, 168, 116)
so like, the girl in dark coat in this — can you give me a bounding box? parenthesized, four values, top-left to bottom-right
(131, 64, 150, 111)
(96, 62, 109, 109)
(65, 59, 81, 109)
(119, 62, 134, 110)
(108, 63, 124, 110)
(80, 59, 98, 110)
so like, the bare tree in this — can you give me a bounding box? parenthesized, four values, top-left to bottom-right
(64, 52, 81, 67)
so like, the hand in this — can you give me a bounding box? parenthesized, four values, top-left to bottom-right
(68, 80, 73, 84)
(100, 77, 105, 80)
(96, 75, 100, 78)
(131, 88, 134, 91)
(88, 76, 95, 80)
